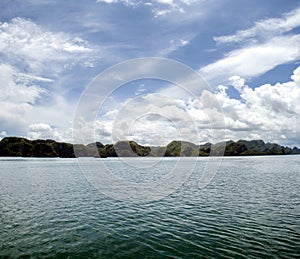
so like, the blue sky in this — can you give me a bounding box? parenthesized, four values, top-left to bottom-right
(0, 0, 300, 146)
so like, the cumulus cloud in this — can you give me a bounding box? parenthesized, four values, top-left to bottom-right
(28, 123, 52, 139)
(214, 66, 300, 146)
(0, 17, 98, 143)
(0, 63, 75, 142)
(291, 66, 300, 82)
(0, 17, 95, 76)
(85, 66, 300, 147)
(0, 64, 45, 132)
(29, 123, 52, 132)
(229, 75, 245, 93)
(1, 6, 299, 148)
(3, 65, 298, 147)
(27, 123, 73, 142)
(87, 91, 223, 145)
(0, 64, 45, 104)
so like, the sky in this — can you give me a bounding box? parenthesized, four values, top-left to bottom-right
(0, 0, 299, 147)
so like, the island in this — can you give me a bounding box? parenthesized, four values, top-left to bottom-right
(0, 137, 299, 158)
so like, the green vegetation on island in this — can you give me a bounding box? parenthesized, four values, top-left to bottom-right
(0, 137, 299, 158)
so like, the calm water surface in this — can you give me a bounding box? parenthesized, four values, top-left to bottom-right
(0, 156, 299, 258)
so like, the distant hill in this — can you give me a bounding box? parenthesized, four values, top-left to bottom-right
(0, 137, 299, 158)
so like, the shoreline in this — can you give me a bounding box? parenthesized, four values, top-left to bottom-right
(1, 137, 300, 158)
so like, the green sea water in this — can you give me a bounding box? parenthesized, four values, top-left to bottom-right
(0, 156, 299, 258)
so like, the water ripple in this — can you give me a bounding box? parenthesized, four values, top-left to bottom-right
(0, 156, 299, 258)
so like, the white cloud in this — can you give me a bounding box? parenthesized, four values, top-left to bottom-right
(3, 65, 299, 147)
(27, 123, 73, 142)
(291, 66, 300, 82)
(169, 39, 190, 48)
(214, 7, 300, 44)
(97, 0, 119, 3)
(214, 66, 300, 146)
(90, 92, 222, 145)
(0, 63, 46, 135)
(200, 35, 300, 82)
(28, 123, 52, 139)
(96, 0, 138, 6)
(155, 36, 193, 56)
(156, 0, 174, 4)
(0, 131, 7, 139)
(0, 17, 95, 76)
(0, 18, 98, 142)
(0, 64, 45, 104)
(96, 0, 202, 17)
(0, 63, 76, 142)
(1, 5, 299, 148)
(229, 75, 245, 92)
(86, 66, 300, 147)
(17, 73, 54, 83)
(29, 123, 52, 132)
(201, 7, 300, 84)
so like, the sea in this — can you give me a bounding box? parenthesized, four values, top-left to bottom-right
(0, 156, 299, 258)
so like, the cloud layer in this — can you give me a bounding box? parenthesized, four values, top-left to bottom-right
(0, 18, 96, 142)
(0, 2, 299, 148)
(0, 18, 95, 77)
(69, 66, 300, 147)
(200, 7, 300, 83)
